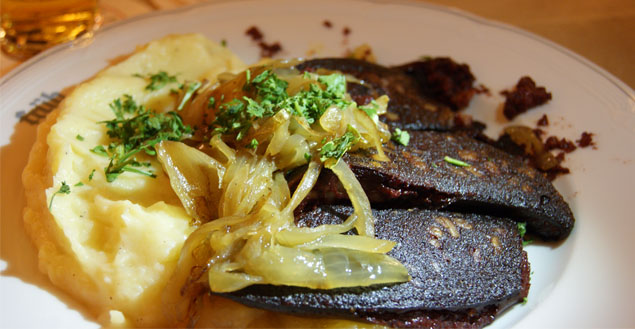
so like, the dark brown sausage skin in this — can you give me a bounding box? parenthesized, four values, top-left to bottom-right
(303, 131, 574, 240)
(221, 206, 530, 329)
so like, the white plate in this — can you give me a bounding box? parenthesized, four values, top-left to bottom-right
(1, 0, 634, 328)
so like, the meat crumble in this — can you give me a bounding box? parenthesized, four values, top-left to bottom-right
(397, 57, 476, 111)
(501, 76, 552, 120)
(544, 136, 577, 153)
(577, 132, 596, 148)
(245, 26, 283, 58)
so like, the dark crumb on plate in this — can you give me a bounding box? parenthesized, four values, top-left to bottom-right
(546, 151, 571, 181)
(501, 76, 552, 120)
(474, 83, 491, 96)
(323, 20, 332, 28)
(495, 127, 571, 181)
(544, 136, 577, 153)
(533, 128, 546, 138)
(245, 26, 263, 41)
(244, 25, 283, 58)
(514, 116, 596, 179)
(545, 163, 570, 181)
(258, 42, 282, 58)
(555, 151, 565, 162)
(537, 114, 549, 126)
(576, 131, 596, 148)
(343, 26, 351, 36)
(453, 113, 474, 128)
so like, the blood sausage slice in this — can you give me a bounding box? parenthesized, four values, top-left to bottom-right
(222, 206, 529, 329)
(307, 131, 574, 240)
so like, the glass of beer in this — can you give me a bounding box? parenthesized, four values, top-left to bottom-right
(0, 0, 100, 59)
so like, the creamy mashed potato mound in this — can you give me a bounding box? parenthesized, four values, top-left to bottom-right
(22, 34, 246, 327)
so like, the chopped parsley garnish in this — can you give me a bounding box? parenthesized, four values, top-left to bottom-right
(210, 70, 288, 140)
(304, 152, 312, 163)
(88, 169, 96, 181)
(208, 96, 216, 109)
(74, 182, 84, 187)
(245, 69, 252, 84)
(517, 222, 533, 246)
(95, 94, 192, 182)
(359, 100, 380, 123)
(521, 297, 528, 305)
(177, 81, 202, 111)
(134, 71, 177, 91)
(444, 155, 470, 167)
(517, 222, 527, 238)
(247, 138, 259, 149)
(317, 74, 346, 98)
(76, 134, 84, 141)
(247, 69, 289, 112)
(281, 73, 351, 124)
(319, 126, 360, 162)
(221, 39, 227, 47)
(90, 145, 108, 157)
(48, 181, 71, 210)
(211, 70, 353, 142)
(245, 95, 269, 118)
(213, 98, 252, 140)
(391, 128, 410, 146)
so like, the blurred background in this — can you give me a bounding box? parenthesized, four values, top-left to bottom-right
(1, 0, 634, 89)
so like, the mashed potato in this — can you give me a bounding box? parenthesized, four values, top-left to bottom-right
(22, 34, 246, 327)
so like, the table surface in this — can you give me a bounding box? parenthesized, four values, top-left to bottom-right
(1, 0, 634, 90)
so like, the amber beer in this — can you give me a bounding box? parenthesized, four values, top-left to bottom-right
(0, 0, 99, 59)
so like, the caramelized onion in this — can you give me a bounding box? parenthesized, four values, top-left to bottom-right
(503, 125, 560, 170)
(298, 234, 397, 253)
(231, 245, 409, 291)
(282, 161, 321, 216)
(503, 126, 544, 156)
(156, 141, 224, 224)
(219, 153, 276, 217)
(329, 159, 375, 237)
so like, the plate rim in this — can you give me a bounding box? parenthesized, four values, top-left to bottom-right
(1, 0, 633, 100)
